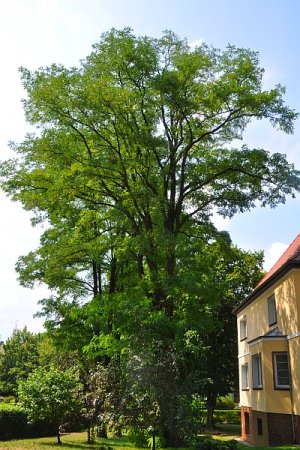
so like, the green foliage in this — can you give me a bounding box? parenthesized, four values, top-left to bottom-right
(196, 409, 240, 426)
(0, 403, 56, 440)
(1, 395, 16, 403)
(215, 397, 236, 411)
(213, 410, 240, 425)
(0, 403, 27, 440)
(0, 28, 299, 446)
(195, 437, 238, 450)
(0, 327, 41, 396)
(18, 365, 82, 444)
(127, 427, 149, 447)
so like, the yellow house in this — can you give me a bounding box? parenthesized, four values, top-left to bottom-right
(234, 234, 300, 446)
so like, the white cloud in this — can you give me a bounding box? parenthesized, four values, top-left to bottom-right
(189, 38, 205, 49)
(211, 211, 230, 231)
(264, 241, 289, 271)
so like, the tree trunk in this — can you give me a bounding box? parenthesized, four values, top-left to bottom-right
(206, 392, 217, 430)
(97, 423, 108, 438)
(163, 427, 184, 448)
(87, 425, 91, 444)
(152, 428, 156, 450)
(57, 427, 62, 445)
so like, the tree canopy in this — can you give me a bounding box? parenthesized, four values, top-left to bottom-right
(0, 327, 41, 396)
(18, 365, 82, 444)
(1, 28, 299, 445)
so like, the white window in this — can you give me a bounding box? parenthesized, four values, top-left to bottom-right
(273, 352, 290, 389)
(241, 364, 249, 390)
(252, 354, 262, 389)
(240, 316, 247, 341)
(268, 294, 277, 326)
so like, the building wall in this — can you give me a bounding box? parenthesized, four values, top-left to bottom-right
(286, 335, 300, 415)
(267, 413, 295, 446)
(241, 406, 269, 446)
(262, 340, 291, 413)
(241, 407, 295, 446)
(237, 269, 300, 446)
(237, 271, 300, 346)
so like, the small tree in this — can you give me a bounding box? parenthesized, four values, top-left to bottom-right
(18, 365, 82, 444)
(0, 327, 40, 396)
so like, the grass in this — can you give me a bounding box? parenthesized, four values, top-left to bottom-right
(0, 431, 135, 449)
(0, 425, 299, 450)
(0, 432, 185, 450)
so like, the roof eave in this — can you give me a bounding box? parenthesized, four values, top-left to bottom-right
(233, 260, 300, 315)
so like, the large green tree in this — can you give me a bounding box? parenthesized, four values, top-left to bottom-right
(0, 327, 41, 396)
(189, 243, 264, 429)
(1, 29, 299, 444)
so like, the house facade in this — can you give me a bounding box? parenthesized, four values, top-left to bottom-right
(234, 234, 300, 446)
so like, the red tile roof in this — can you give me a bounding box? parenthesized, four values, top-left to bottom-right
(257, 234, 300, 288)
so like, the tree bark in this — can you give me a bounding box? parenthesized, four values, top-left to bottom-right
(57, 427, 62, 445)
(163, 427, 184, 448)
(206, 392, 217, 430)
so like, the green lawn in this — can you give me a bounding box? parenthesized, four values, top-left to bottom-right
(0, 432, 187, 450)
(1, 427, 300, 450)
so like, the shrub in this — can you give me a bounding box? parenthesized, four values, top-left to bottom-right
(213, 410, 240, 425)
(194, 437, 238, 450)
(127, 427, 166, 448)
(193, 408, 240, 426)
(0, 403, 56, 440)
(127, 427, 149, 447)
(0, 404, 27, 440)
(216, 396, 236, 410)
(1, 395, 16, 404)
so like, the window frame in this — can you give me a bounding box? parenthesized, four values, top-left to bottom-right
(268, 294, 277, 327)
(241, 363, 249, 391)
(252, 353, 263, 389)
(273, 351, 290, 390)
(240, 316, 247, 341)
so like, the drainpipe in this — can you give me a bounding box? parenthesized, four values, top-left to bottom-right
(287, 337, 296, 443)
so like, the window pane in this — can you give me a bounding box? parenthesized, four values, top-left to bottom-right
(241, 364, 249, 389)
(274, 352, 290, 388)
(240, 318, 247, 340)
(252, 354, 262, 388)
(268, 295, 277, 326)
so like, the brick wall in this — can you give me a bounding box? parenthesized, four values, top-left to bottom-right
(267, 413, 295, 446)
(252, 410, 269, 447)
(241, 406, 254, 444)
(293, 415, 300, 443)
(241, 407, 296, 446)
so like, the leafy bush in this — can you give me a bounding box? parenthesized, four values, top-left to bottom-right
(0, 404, 27, 440)
(213, 410, 240, 425)
(195, 437, 238, 450)
(0, 403, 56, 440)
(216, 396, 236, 410)
(1, 395, 16, 404)
(127, 427, 166, 448)
(193, 408, 240, 426)
(127, 427, 149, 447)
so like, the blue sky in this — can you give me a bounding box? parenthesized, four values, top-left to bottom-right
(0, 0, 299, 340)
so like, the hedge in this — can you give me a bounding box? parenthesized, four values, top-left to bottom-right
(0, 404, 27, 440)
(0, 403, 56, 440)
(213, 409, 240, 424)
(196, 409, 240, 425)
